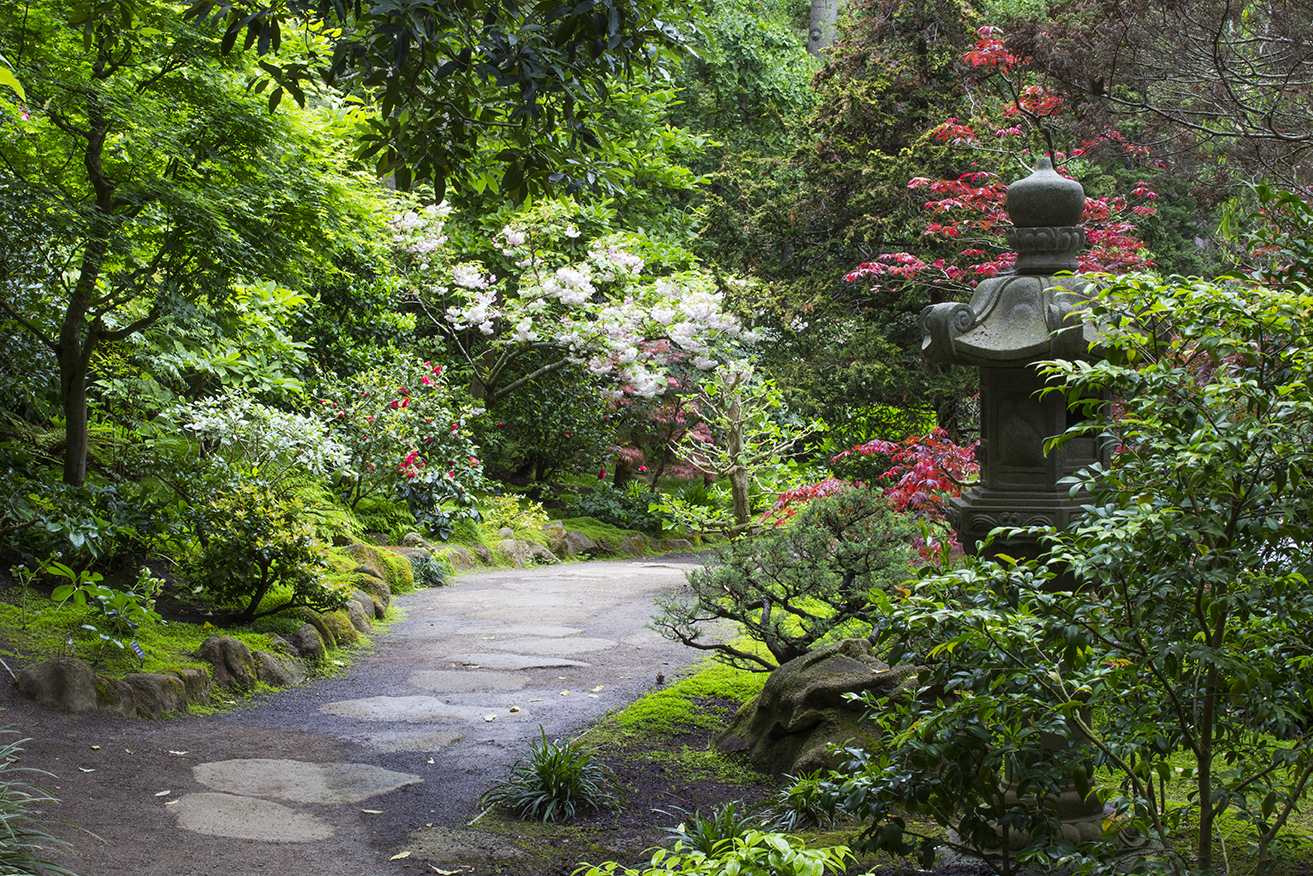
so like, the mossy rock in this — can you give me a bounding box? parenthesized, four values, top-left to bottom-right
(340, 542, 413, 594)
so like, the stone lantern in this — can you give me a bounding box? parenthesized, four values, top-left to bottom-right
(920, 157, 1107, 562)
(920, 157, 1112, 846)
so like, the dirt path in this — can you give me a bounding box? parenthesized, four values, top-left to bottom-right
(0, 555, 706, 876)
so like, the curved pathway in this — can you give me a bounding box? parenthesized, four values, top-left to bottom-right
(3, 555, 705, 876)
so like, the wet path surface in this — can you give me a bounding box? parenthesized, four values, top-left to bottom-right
(3, 556, 704, 876)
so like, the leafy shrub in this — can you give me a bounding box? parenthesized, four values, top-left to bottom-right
(577, 830, 852, 876)
(481, 728, 622, 822)
(567, 486, 663, 533)
(185, 483, 348, 623)
(652, 486, 920, 670)
(480, 494, 550, 533)
(0, 731, 75, 876)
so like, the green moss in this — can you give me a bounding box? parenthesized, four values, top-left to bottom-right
(559, 516, 645, 551)
(599, 659, 767, 740)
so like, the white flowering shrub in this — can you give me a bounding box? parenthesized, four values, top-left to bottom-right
(169, 390, 349, 487)
(391, 197, 756, 408)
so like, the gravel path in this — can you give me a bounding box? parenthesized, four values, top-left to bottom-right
(1, 556, 706, 876)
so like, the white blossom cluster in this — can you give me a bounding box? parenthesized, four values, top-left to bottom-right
(392, 204, 756, 401)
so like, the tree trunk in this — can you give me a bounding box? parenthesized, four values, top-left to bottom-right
(808, 0, 842, 55)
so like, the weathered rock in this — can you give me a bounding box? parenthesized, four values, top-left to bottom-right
(662, 538, 696, 552)
(342, 542, 410, 604)
(541, 521, 567, 553)
(439, 546, 478, 569)
(618, 535, 648, 556)
(715, 638, 918, 776)
(350, 572, 391, 618)
(295, 609, 340, 649)
(16, 656, 99, 713)
(497, 538, 532, 568)
(525, 542, 560, 564)
(285, 624, 327, 663)
(94, 675, 139, 718)
(123, 673, 188, 719)
(471, 543, 493, 564)
(317, 609, 360, 647)
(401, 531, 433, 549)
(561, 530, 599, 557)
(253, 650, 307, 687)
(345, 596, 374, 633)
(389, 546, 432, 565)
(173, 667, 211, 705)
(197, 636, 257, 690)
(348, 590, 376, 623)
(497, 526, 516, 540)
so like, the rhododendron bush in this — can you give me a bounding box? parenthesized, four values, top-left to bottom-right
(316, 358, 484, 538)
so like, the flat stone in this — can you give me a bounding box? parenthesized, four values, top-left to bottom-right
(479, 636, 617, 655)
(407, 670, 527, 692)
(321, 695, 535, 725)
(441, 652, 590, 670)
(451, 624, 583, 638)
(352, 730, 464, 753)
(192, 758, 421, 804)
(172, 792, 334, 842)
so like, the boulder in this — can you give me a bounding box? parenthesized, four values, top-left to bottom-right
(316, 609, 360, 647)
(497, 538, 532, 568)
(285, 624, 327, 663)
(497, 526, 516, 539)
(541, 521, 567, 553)
(715, 639, 919, 776)
(16, 656, 99, 713)
(560, 530, 599, 557)
(439, 546, 478, 569)
(253, 650, 307, 687)
(123, 673, 188, 719)
(471, 543, 493, 564)
(350, 572, 391, 618)
(173, 667, 211, 705)
(618, 535, 648, 556)
(662, 538, 696, 552)
(348, 590, 376, 623)
(93, 675, 139, 718)
(197, 637, 257, 690)
(345, 597, 374, 633)
(401, 531, 434, 550)
(525, 542, 560, 565)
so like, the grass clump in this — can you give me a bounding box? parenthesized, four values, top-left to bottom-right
(481, 727, 623, 823)
(0, 729, 75, 876)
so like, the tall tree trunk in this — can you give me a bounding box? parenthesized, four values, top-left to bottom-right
(808, 0, 842, 55)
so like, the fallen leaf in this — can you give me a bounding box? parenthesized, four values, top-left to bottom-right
(362, 809, 383, 814)
(528, 698, 542, 702)
(560, 690, 569, 696)
(508, 706, 521, 713)
(168, 750, 188, 756)
(431, 867, 463, 875)
(590, 685, 604, 692)
(483, 714, 496, 722)
(588, 694, 599, 699)
(165, 799, 178, 806)
(388, 851, 411, 860)
(79, 767, 95, 773)
(90, 745, 101, 751)
(427, 758, 435, 765)
(154, 790, 171, 797)
(124, 749, 133, 754)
